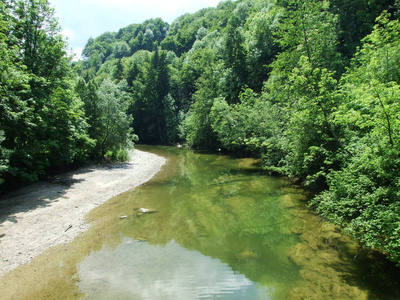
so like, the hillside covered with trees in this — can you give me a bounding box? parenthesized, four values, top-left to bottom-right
(1, 0, 400, 265)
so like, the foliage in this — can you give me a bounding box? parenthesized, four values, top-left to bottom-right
(330, 0, 397, 62)
(257, 0, 343, 188)
(210, 88, 283, 157)
(183, 52, 222, 149)
(6, 0, 395, 264)
(81, 18, 169, 64)
(127, 49, 177, 144)
(1, 0, 93, 192)
(243, 5, 281, 92)
(312, 13, 400, 264)
(76, 78, 136, 159)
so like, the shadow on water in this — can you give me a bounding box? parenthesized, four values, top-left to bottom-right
(0, 145, 399, 299)
(282, 187, 400, 300)
(337, 245, 400, 300)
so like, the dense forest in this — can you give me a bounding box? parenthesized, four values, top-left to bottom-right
(1, 0, 400, 265)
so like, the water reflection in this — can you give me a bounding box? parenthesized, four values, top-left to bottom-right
(76, 147, 301, 299)
(73, 146, 400, 299)
(1, 146, 399, 299)
(78, 239, 272, 300)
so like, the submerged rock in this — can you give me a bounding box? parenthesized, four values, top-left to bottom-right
(136, 208, 157, 215)
(236, 250, 259, 260)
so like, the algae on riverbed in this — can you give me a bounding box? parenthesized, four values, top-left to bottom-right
(0, 146, 399, 299)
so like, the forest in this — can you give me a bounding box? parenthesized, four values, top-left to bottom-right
(1, 0, 400, 266)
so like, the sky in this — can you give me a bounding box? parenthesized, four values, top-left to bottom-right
(49, 0, 222, 59)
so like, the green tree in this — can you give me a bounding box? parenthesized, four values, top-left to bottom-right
(112, 41, 130, 58)
(274, 0, 341, 73)
(1, 0, 92, 191)
(243, 6, 281, 92)
(330, 0, 396, 63)
(75, 78, 100, 142)
(95, 79, 136, 158)
(313, 13, 400, 265)
(113, 58, 124, 81)
(10, 0, 70, 85)
(130, 49, 173, 144)
(0, 1, 31, 189)
(222, 15, 248, 104)
(263, 0, 343, 185)
(210, 88, 284, 157)
(76, 78, 136, 159)
(184, 58, 222, 149)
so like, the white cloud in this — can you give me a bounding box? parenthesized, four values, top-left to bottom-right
(49, 0, 222, 56)
(77, 239, 272, 299)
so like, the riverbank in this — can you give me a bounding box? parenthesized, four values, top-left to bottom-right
(0, 149, 166, 278)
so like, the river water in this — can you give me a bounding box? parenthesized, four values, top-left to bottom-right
(1, 146, 400, 299)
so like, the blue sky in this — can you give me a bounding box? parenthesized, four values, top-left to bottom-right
(49, 0, 222, 59)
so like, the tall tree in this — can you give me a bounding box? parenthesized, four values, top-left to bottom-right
(131, 49, 172, 144)
(96, 79, 135, 158)
(243, 6, 281, 92)
(264, 0, 343, 184)
(1, 0, 91, 191)
(0, 1, 30, 188)
(330, 0, 396, 62)
(222, 15, 248, 104)
(184, 49, 222, 149)
(9, 0, 69, 84)
(313, 13, 400, 264)
(76, 78, 135, 159)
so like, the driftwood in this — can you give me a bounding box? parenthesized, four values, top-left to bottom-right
(64, 224, 72, 232)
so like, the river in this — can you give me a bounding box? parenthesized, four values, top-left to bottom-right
(1, 146, 399, 299)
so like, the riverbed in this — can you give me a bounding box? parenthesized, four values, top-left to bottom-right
(0, 146, 399, 299)
(0, 149, 166, 277)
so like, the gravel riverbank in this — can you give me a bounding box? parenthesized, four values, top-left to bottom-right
(0, 149, 166, 278)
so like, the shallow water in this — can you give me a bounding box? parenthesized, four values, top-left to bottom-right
(1, 146, 399, 299)
(77, 146, 301, 299)
(78, 239, 272, 299)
